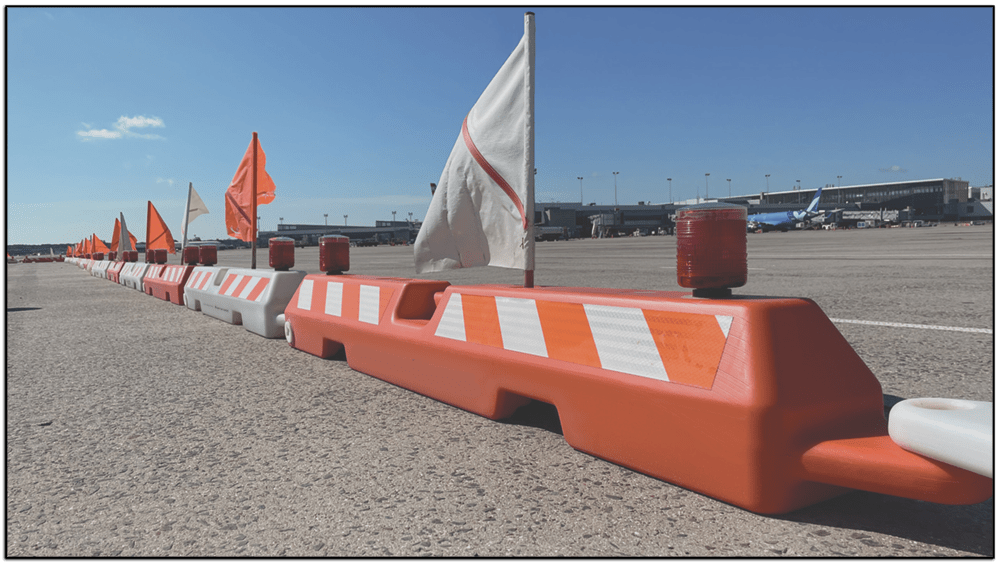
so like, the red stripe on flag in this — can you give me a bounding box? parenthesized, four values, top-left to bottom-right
(461, 115, 528, 230)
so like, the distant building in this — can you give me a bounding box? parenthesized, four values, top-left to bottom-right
(758, 178, 989, 221)
(261, 221, 421, 246)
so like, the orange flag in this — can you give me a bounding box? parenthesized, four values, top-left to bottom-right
(109, 218, 139, 252)
(66, 245, 72, 256)
(92, 234, 111, 253)
(225, 134, 276, 242)
(146, 201, 176, 253)
(110, 218, 122, 253)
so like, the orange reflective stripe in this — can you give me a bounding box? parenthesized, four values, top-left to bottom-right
(247, 278, 269, 302)
(378, 288, 394, 322)
(342, 282, 360, 321)
(643, 310, 726, 389)
(218, 273, 238, 295)
(231, 275, 252, 297)
(462, 295, 503, 348)
(536, 300, 602, 368)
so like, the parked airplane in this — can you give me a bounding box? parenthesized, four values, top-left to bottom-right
(747, 186, 824, 232)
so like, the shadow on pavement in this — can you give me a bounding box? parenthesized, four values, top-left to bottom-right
(776, 490, 994, 556)
(7, 307, 42, 313)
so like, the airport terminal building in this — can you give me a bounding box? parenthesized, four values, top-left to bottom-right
(253, 178, 991, 246)
(537, 178, 992, 237)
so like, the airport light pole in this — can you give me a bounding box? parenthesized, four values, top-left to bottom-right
(727, 178, 732, 198)
(705, 173, 710, 199)
(613, 171, 619, 206)
(344, 214, 348, 226)
(667, 178, 672, 203)
(765, 174, 770, 191)
(837, 175, 842, 187)
(324, 213, 328, 226)
(392, 210, 397, 224)
(577, 177, 583, 204)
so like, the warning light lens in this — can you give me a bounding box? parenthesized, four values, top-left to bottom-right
(108, 251, 117, 261)
(93, 252, 105, 261)
(153, 249, 168, 264)
(126, 251, 138, 262)
(320, 235, 350, 274)
(269, 237, 295, 271)
(199, 245, 217, 266)
(676, 203, 747, 293)
(183, 246, 200, 265)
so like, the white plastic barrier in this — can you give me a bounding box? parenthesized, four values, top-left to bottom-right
(183, 266, 305, 338)
(120, 262, 152, 291)
(91, 260, 112, 279)
(888, 398, 993, 478)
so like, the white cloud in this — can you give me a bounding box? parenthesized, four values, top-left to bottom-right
(156, 178, 175, 186)
(76, 114, 166, 141)
(116, 116, 164, 130)
(78, 128, 123, 139)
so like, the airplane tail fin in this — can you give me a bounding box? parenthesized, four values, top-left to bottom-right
(806, 186, 823, 213)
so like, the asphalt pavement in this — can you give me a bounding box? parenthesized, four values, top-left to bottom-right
(5, 223, 993, 556)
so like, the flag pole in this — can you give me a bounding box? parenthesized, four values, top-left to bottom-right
(523, 11, 536, 288)
(251, 132, 258, 270)
(182, 182, 193, 251)
(145, 201, 151, 261)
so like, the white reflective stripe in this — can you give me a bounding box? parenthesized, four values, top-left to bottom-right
(238, 277, 261, 299)
(358, 285, 381, 325)
(495, 296, 548, 357)
(224, 275, 243, 296)
(715, 315, 733, 338)
(435, 294, 466, 341)
(296, 279, 314, 311)
(252, 279, 269, 302)
(583, 304, 670, 382)
(201, 271, 214, 289)
(325, 281, 343, 316)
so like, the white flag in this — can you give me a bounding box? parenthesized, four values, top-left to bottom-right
(414, 13, 535, 274)
(181, 182, 210, 248)
(118, 212, 134, 252)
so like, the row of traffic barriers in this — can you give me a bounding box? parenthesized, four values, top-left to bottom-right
(61, 223, 992, 514)
(68, 239, 309, 341)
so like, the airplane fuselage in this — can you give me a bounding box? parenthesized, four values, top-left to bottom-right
(747, 210, 811, 231)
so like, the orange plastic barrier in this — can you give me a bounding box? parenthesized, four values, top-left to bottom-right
(142, 264, 195, 305)
(107, 261, 126, 284)
(282, 276, 992, 514)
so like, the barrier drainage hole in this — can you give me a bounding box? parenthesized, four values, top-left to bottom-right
(502, 400, 563, 435)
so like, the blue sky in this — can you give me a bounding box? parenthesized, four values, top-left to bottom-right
(7, 6, 993, 245)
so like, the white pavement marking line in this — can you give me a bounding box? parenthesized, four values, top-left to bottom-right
(829, 318, 993, 335)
